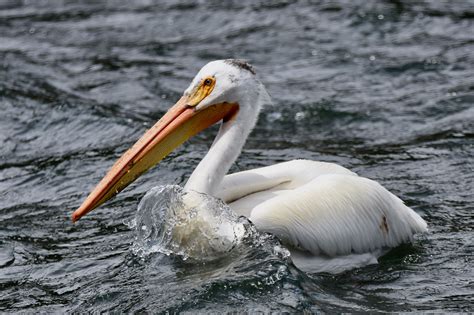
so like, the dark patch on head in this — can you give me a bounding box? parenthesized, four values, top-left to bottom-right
(224, 59, 256, 75)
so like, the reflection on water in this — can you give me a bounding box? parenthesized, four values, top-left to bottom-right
(0, 0, 473, 312)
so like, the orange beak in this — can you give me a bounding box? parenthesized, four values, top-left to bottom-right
(72, 96, 239, 222)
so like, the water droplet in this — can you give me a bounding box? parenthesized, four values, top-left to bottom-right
(369, 55, 376, 61)
(295, 111, 306, 121)
(377, 14, 384, 20)
(266, 112, 282, 122)
(29, 27, 36, 34)
(311, 49, 318, 56)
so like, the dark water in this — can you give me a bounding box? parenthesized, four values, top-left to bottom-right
(1, 0, 473, 312)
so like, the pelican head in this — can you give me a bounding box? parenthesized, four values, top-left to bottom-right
(72, 59, 267, 222)
(186, 59, 257, 109)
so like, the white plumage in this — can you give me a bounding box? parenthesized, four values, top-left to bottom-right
(218, 160, 427, 257)
(73, 59, 428, 272)
(182, 60, 427, 266)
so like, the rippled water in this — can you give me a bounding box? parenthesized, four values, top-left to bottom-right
(1, 0, 473, 312)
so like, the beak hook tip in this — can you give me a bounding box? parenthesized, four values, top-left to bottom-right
(71, 211, 80, 223)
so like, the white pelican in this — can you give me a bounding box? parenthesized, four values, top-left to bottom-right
(72, 59, 427, 271)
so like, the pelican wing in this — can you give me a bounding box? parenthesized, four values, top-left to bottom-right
(218, 160, 356, 203)
(218, 160, 427, 256)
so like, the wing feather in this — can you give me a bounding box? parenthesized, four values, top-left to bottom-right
(249, 174, 427, 256)
(218, 159, 356, 203)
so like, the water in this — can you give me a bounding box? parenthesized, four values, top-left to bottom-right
(130, 185, 249, 260)
(0, 0, 473, 312)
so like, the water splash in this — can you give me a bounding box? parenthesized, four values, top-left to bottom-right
(129, 185, 289, 263)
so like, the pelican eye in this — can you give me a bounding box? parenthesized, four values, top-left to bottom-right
(187, 76, 216, 107)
